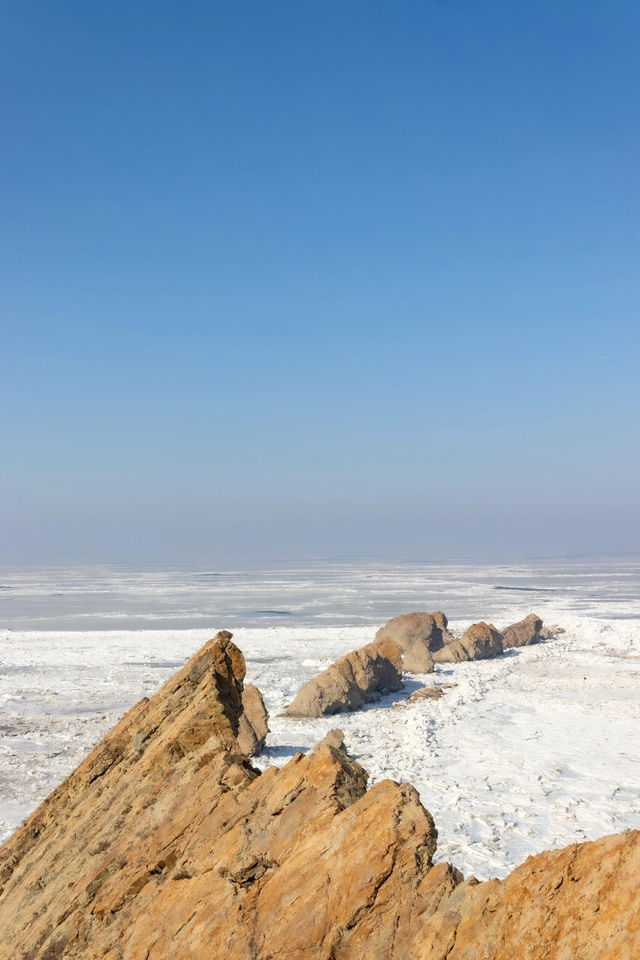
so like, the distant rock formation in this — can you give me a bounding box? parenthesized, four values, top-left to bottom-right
(374, 611, 453, 672)
(392, 685, 444, 708)
(283, 638, 403, 717)
(501, 612, 543, 649)
(433, 621, 503, 663)
(2, 631, 636, 960)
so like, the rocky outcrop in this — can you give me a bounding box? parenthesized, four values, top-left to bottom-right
(406, 829, 640, 959)
(237, 683, 269, 755)
(501, 612, 543, 649)
(283, 638, 403, 717)
(374, 611, 453, 672)
(433, 621, 503, 663)
(1, 633, 639, 960)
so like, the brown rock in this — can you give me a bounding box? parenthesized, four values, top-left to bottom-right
(1, 634, 639, 960)
(408, 685, 444, 701)
(237, 683, 269, 756)
(502, 612, 543, 649)
(408, 831, 640, 960)
(283, 639, 403, 717)
(433, 621, 503, 663)
(375, 611, 453, 672)
(392, 685, 444, 708)
(0, 637, 436, 960)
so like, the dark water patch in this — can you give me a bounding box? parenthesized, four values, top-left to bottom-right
(247, 655, 296, 664)
(494, 585, 560, 593)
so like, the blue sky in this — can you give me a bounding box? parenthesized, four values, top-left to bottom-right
(1, 0, 638, 561)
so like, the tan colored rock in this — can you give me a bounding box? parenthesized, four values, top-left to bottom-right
(283, 639, 403, 718)
(408, 685, 444, 701)
(237, 683, 269, 755)
(0, 632, 436, 960)
(375, 611, 452, 672)
(1, 634, 639, 960)
(408, 830, 640, 960)
(502, 612, 543, 649)
(433, 621, 503, 663)
(392, 685, 444, 708)
(541, 623, 566, 640)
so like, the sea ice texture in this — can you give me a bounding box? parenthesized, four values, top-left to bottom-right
(0, 557, 639, 880)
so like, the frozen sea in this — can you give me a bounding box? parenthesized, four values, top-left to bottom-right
(1, 556, 639, 880)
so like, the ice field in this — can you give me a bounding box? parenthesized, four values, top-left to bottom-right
(1, 557, 639, 879)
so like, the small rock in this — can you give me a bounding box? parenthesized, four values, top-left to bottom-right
(501, 613, 543, 650)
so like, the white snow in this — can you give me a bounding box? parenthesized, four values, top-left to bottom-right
(1, 560, 639, 880)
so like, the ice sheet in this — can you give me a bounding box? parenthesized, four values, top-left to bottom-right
(1, 559, 639, 880)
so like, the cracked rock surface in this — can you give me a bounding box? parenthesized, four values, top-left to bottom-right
(1, 632, 638, 959)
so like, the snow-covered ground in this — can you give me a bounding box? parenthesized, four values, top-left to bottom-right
(1, 558, 639, 880)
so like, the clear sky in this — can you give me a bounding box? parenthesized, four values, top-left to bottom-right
(1, 0, 638, 562)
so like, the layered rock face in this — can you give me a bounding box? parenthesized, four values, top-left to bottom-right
(502, 612, 543, 649)
(284, 638, 403, 717)
(433, 620, 504, 663)
(374, 611, 452, 672)
(407, 829, 640, 960)
(237, 682, 269, 755)
(1, 632, 639, 960)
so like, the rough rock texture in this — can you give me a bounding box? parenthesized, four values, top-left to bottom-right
(237, 683, 269, 755)
(407, 830, 640, 960)
(1, 633, 639, 960)
(393, 685, 445, 708)
(407, 685, 445, 702)
(502, 612, 544, 650)
(0, 634, 436, 960)
(283, 638, 403, 718)
(374, 611, 453, 672)
(433, 621, 504, 663)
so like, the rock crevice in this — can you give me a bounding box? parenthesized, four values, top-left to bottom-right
(1, 632, 638, 960)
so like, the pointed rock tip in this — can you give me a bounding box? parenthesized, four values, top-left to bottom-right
(314, 728, 346, 753)
(190, 629, 247, 683)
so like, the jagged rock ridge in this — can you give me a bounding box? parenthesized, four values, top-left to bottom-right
(0, 632, 638, 960)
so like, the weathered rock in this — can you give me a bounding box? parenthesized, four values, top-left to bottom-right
(392, 685, 444, 708)
(540, 623, 566, 640)
(375, 611, 453, 672)
(407, 830, 640, 960)
(1, 634, 639, 960)
(0, 634, 436, 960)
(433, 621, 503, 663)
(237, 683, 269, 756)
(502, 612, 543, 649)
(283, 639, 403, 718)
(408, 685, 444, 701)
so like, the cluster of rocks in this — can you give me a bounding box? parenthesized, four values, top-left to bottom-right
(283, 610, 550, 718)
(1, 630, 637, 959)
